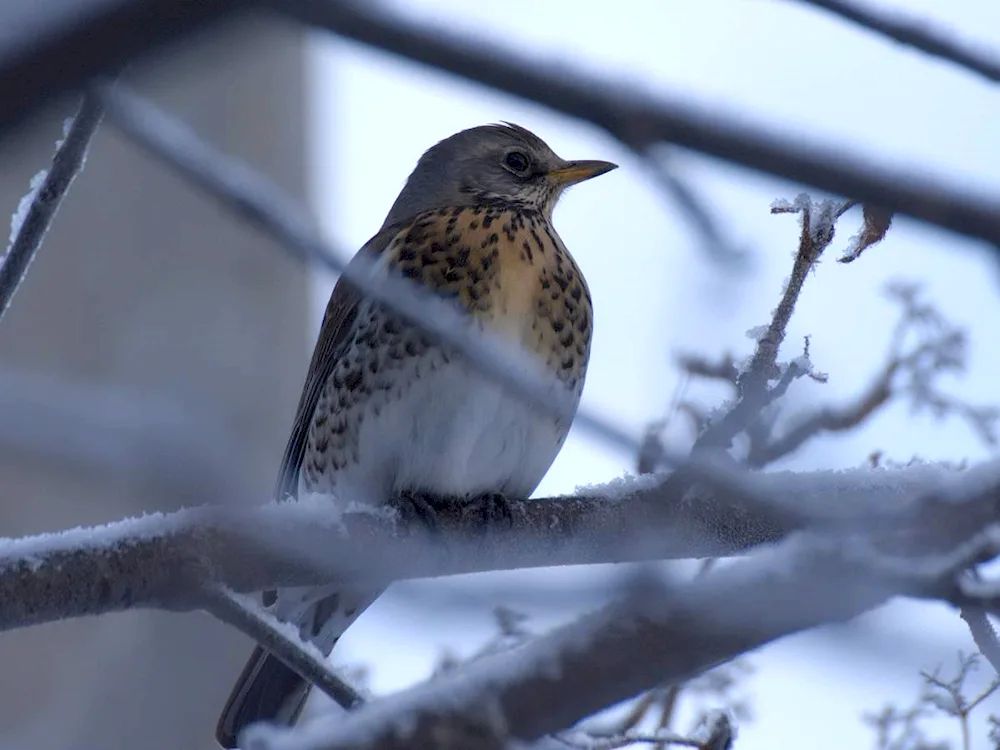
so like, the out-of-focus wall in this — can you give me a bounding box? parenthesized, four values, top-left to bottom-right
(0, 15, 310, 749)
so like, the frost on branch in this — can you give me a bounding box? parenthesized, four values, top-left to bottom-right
(654, 194, 870, 466)
(663, 195, 996, 473)
(746, 282, 999, 467)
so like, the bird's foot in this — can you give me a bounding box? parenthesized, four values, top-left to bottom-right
(390, 490, 514, 534)
(391, 490, 441, 534)
(460, 491, 514, 531)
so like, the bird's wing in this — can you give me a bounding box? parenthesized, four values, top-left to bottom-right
(272, 224, 400, 502)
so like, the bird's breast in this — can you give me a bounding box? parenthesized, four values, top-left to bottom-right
(383, 205, 593, 389)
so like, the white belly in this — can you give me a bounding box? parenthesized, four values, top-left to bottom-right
(334, 359, 573, 504)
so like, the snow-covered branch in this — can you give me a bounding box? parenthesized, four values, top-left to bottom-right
(0, 92, 105, 321)
(247, 462, 1000, 750)
(0, 462, 986, 637)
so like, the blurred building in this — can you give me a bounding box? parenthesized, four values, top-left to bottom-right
(0, 16, 310, 750)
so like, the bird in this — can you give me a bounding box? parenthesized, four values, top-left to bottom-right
(215, 122, 616, 748)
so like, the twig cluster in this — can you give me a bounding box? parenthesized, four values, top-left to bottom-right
(866, 653, 1000, 750)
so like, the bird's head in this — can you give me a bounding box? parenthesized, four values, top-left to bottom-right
(383, 122, 617, 226)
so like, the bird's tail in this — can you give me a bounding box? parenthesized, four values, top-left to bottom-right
(216, 646, 310, 748)
(215, 584, 383, 748)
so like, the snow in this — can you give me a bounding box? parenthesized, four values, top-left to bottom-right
(573, 471, 662, 501)
(0, 494, 347, 574)
(788, 354, 812, 374)
(0, 459, 987, 581)
(251, 465, 993, 750)
(745, 324, 769, 342)
(51, 116, 74, 151)
(222, 588, 335, 668)
(6, 169, 47, 250)
(0, 506, 194, 573)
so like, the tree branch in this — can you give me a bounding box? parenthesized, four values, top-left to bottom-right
(0, 91, 105, 321)
(795, 0, 1000, 85)
(204, 587, 366, 709)
(624, 143, 749, 268)
(697, 197, 843, 452)
(0, 462, 984, 636)
(274, 0, 1000, 251)
(247, 465, 1000, 750)
(959, 605, 1000, 677)
(0, 0, 242, 140)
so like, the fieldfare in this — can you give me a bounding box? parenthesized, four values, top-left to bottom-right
(215, 122, 616, 748)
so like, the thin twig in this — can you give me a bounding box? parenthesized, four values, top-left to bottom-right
(203, 586, 365, 709)
(0, 92, 105, 322)
(747, 368, 892, 466)
(795, 0, 1000, 85)
(697, 197, 844, 451)
(0, 0, 241, 141)
(627, 143, 749, 268)
(960, 605, 1000, 677)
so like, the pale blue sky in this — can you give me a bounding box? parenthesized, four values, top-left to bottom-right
(307, 2, 1000, 746)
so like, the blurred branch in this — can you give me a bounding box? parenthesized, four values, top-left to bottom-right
(747, 372, 890, 467)
(0, 460, 992, 635)
(677, 353, 739, 385)
(627, 144, 749, 268)
(1, 2, 999, 258)
(0, 0, 242, 140)
(959, 605, 1000, 676)
(866, 652, 1000, 750)
(248, 470, 1000, 750)
(0, 92, 105, 321)
(276, 0, 1000, 250)
(204, 587, 365, 709)
(795, 0, 1000, 85)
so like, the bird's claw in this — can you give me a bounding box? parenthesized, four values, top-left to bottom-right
(461, 491, 514, 530)
(391, 490, 514, 535)
(391, 490, 440, 534)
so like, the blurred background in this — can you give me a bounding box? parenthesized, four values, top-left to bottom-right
(0, 1, 997, 748)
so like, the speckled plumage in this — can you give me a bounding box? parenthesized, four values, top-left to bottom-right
(216, 124, 615, 749)
(300, 203, 592, 500)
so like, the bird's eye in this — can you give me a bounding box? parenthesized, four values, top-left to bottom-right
(503, 150, 531, 175)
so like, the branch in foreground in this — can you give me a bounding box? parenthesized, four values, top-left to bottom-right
(250, 478, 1000, 750)
(626, 143, 749, 268)
(795, 0, 1000, 85)
(276, 0, 1000, 250)
(0, 91, 105, 322)
(205, 587, 365, 709)
(0, 463, 976, 635)
(0, 0, 242, 140)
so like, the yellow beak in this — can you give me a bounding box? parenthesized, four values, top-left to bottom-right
(547, 159, 618, 186)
